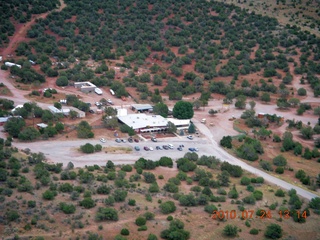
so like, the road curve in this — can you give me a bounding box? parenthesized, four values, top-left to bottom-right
(193, 119, 319, 201)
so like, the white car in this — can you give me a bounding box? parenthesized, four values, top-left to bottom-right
(168, 144, 174, 149)
(187, 135, 193, 140)
(149, 147, 154, 151)
(100, 138, 106, 143)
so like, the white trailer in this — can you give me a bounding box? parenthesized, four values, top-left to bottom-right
(95, 88, 103, 95)
(110, 89, 115, 96)
(5, 62, 21, 68)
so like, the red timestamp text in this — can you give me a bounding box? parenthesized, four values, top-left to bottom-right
(211, 210, 308, 220)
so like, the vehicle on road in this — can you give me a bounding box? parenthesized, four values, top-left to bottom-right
(95, 102, 102, 107)
(188, 147, 195, 152)
(95, 88, 103, 95)
(100, 138, 106, 143)
(128, 138, 133, 143)
(151, 137, 157, 142)
(194, 147, 199, 152)
(121, 139, 126, 143)
(168, 144, 174, 149)
(89, 109, 95, 114)
(156, 146, 163, 150)
(163, 145, 169, 150)
(144, 146, 149, 151)
(134, 146, 140, 151)
(115, 138, 121, 143)
(134, 139, 139, 143)
(187, 135, 193, 140)
(177, 147, 183, 151)
(149, 147, 154, 151)
(107, 99, 113, 105)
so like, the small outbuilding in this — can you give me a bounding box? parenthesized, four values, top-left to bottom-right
(131, 104, 153, 113)
(74, 82, 96, 93)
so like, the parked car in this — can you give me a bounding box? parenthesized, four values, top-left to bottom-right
(100, 138, 106, 143)
(144, 146, 149, 151)
(151, 137, 157, 142)
(188, 147, 195, 152)
(149, 147, 154, 151)
(107, 99, 113, 105)
(163, 145, 169, 150)
(179, 144, 184, 148)
(134, 146, 140, 151)
(177, 147, 183, 151)
(115, 138, 121, 143)
(187, 135, 193, 140)
(121, 139, 126, 143)
(134, 139, 139, 143)
(168, 144, 174, 149)
(194, 147, 199, 152)
(95, 102, 102, 107)
(156, 146, 163, 150)
(128, 138, 133, 143)
(89, 109, 95, 114)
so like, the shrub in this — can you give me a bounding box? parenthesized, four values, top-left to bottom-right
(253, 190, 263, 200)
(220, 136, 232, 148)
(121, 228, 129, 236)
(273, 155, 287, 166)
(275, 189, 285, 197)
(128, 199, 136, 206)
(138, 225, 148, 231)
(121, 165, 133, 172)
(240, 176, 251, 185)
(264, 223, 282, 239)
(167, 215, 173, 221)
(256, 177, 264, 183)
(242, 195, 256, 205)
(144, 212, 155, 220)
(159, 157, 173, 167)
(80, 197, 95, 209)
(275, 167, 284, 174)
(59, 202, 76, 214)
(96, 207, 118, 221)
(80, 143, 95, 153)
(159, 201, 176, 214)
(223, 224, 238, 237)
(135, 216, 147, 226)
(147, 234, 158, 240)
(204, 204, 218, 214)
(250, 228, 259, 235)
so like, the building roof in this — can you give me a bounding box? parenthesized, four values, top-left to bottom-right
(11, 105, 24, 113)
(166, 118, 191, 126)
(0, 117, 11, 123)
(68, 106, 86, 116)
(118, 114, 167, 130)
(131, 104, 153, 111)
(117, 108, 127, 117)
(48, 106, 62, 113)
(37, 123, 48, 128)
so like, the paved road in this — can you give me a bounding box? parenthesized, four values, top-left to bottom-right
(192, 119, 319, 201)
(12, 124, 319, 201)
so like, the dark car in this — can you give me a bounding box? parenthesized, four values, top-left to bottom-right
(134, 138, 139, 143)
(115, 138, 121, 143)
(128, 138, 133, 143)
(144, 146, 149, 151)
(163, 145, 169, 150)
(89, 109, 95, 113)
(177, 147, 183, 151)
(188, 147, 195, 152)
(151, 137, 157, 142)
(156, 146, 163, 150)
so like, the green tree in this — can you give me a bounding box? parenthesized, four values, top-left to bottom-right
(235, 95, 246, 109)
(220, 136, 232, 148)
(77, 121, 94, 138)
(188, 122, 196, 134)
(173, 101, 194, 119)
(300, 126, 314, 139)
(264, 224, 283, 239)
(261, 93, 271, 102)
(223, 224, 238, 237)
(153, 102, 168, 117)
(135, 216, 146, 226)
(96, 207, 118, 221)
(18, 127, 40, 141)
(80, 143, 95, 153)
(167, 121, 177, 133)
(4, 117, 26, 137)
(159, 201, 176, 214)
(273, 155, 287, 166)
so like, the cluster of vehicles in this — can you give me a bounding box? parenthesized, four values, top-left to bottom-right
(100, 135, 198, 152)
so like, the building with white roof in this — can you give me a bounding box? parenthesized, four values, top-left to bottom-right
(131, 104, 153, 112)
(118, 113, 168, 133)
(166, 118, 191, 130)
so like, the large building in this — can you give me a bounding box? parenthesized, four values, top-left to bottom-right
(118, 113, 167, 133)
